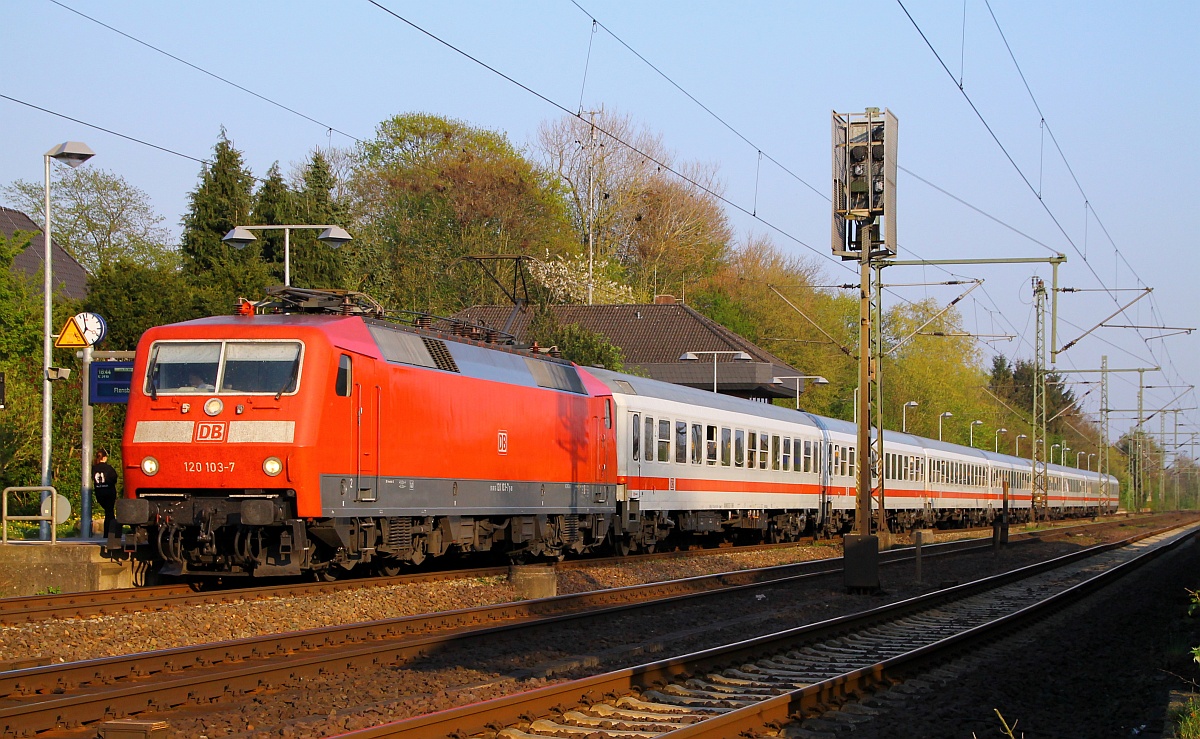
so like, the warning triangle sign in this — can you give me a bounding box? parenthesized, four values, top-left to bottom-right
(55, 317, 88, 349)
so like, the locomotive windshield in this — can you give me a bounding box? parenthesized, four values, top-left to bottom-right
(145, 340, 303, 395)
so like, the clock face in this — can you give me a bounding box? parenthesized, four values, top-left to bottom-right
(75, 312, 107, 346)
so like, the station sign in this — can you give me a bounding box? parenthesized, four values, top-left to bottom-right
(90, 361, 135, 404)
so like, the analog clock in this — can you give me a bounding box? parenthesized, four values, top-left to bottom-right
(74, 312, 107, 346)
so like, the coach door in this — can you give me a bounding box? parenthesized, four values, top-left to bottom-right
(353, 361, 381, 502)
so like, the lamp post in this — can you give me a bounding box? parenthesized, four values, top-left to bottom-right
(995, 427, 1008, 453)
(1087, 453, 1095, 471)
(42, 142, 94, 539)
(679, 350, 752, 393)
(1016, 433, 1027, 458)
(223, 224, 353, 287)
(772, 375, 829, 410)
(1077, 451, 1085, 468)
(1062, 446, 1070, 466)
(1051, 443, 1061, 466)
(902, 401, 918, 433)
(969, 420, 983, 448)
(938, 411, 953, 441)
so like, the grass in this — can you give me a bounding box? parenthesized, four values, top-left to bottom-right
(1173, 696, 1200, 738)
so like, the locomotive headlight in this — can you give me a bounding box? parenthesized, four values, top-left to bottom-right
(203, 397, 223, 416)
(263, 456, 283, 477)
(141, 456, 160, 476)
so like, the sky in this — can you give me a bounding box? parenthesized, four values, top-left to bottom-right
(3, 0, 1198, 457)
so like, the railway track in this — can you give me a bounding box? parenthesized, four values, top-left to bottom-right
(327, 520, 1199, 739)
(0, 518, 1131, 625)
(0, 516, 1168, 736)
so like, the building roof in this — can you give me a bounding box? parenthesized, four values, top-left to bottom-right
(452, 302, 812, 400)
(1, 206, 89, 300)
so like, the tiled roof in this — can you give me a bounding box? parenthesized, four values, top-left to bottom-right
(453, 303, 812, 399)
(1, 206, 90, 301)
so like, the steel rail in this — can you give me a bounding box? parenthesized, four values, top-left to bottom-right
(323, 521, 1196, 739)
(0, 523, 1080, 735)
(0, 518, 1131, 625)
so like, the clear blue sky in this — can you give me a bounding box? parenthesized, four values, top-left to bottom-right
(4, 1, 1197, 452)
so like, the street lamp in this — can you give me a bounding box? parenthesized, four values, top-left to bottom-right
(1087, 453, 1095, 471)
(938, 411, 953, 441)
(1062, 446, 1070, 466)
(680, 350, 752, 393)
(1015, 433, 1027, 458)
(1077, 451, 1085, 468)
(223, 224, 353, 287)
(42, 141, 94, 539)
(969, 420, 983, 448)
(995, 428, 1008, 453)
(902, 401, 918, 433)
(772, 375, 829, 410)
(1051, 443, 1061, 466)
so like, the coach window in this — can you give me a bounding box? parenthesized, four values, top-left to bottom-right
(746, 432, 756, 470)
(847, 447, 855, 478)
(771, 436, 780, 470)
(782, 438, 792, 471)
(802, 440, 812, 473)
(734, 430, 745, 467)
(721, 427, 732, 466)
(658, 419, 671, 462)
(632, 413, 640, 460)
(691, 424, 703, 464)
(336, 354, 352, 397)
(675, 421, 688, 464)
(645, 417, 655, 463)
(706, 425, 718, 465)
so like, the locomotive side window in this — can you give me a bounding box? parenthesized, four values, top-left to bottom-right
(336, 354, 352, 397)
(734, 429, 745, 467)
(146, 341, 221, 394)
(691, 424, 703, 464)
(706, 425, 717, 465)
(632, 413, 640, 461)
(675, 421, 687, 464)
(658, 419, 670, 462)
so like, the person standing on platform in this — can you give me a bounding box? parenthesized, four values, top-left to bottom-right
(92, 448, 119, 541)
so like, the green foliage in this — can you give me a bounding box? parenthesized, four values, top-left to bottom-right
(35, 585, 62, 596)
(1173, 695, 1200, 739)
(528, 307, 624, 370)
(84, 258, 203, 351)
(181, 130, 271, 312)
(3, 167, 179, 272)
(290, 151, 347, 289)
(348, 113, 576, 314)
(0, 230, 41, 363)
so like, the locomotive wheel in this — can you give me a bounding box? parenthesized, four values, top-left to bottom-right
(377, 560, 403, 577)
(614, 537, 632, 556)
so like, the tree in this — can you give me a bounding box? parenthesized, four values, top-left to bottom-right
(290, 151, 346, 289)
(181, 130, 270, 312)
(347, 113, 577, 314)
(3, 167, 178, 272)
(249, 162, 292, 284)
(536, 109, 732, 300)
(84, 259, 202, 351)
(527, 307, 624, 371)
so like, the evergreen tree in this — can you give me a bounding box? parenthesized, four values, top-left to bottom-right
(250, 162, 292, 285)
(291, 151, 346, 289)
(181, 130, 269, 311)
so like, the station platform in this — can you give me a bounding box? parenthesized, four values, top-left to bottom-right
(0, 540, 134, 597)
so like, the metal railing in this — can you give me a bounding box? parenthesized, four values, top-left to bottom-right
(2, 487, 62, 544)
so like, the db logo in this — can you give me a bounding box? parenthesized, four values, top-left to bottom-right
(497, 430, 508, 455)
(195, 422, 227, 443)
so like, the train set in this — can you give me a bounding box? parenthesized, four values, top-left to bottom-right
(115, 290, 1116, 577)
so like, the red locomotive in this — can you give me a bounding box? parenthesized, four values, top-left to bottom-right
(116, 289, 1113, 578)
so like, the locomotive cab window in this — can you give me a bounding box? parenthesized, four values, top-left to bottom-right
(145, 340, 303, 396)
(336, 354, 352, 397)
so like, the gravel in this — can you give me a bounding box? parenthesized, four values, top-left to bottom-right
(2, 516, 1187, 739)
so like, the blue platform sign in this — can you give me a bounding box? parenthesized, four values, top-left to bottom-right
(90, 361, 135, 404)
